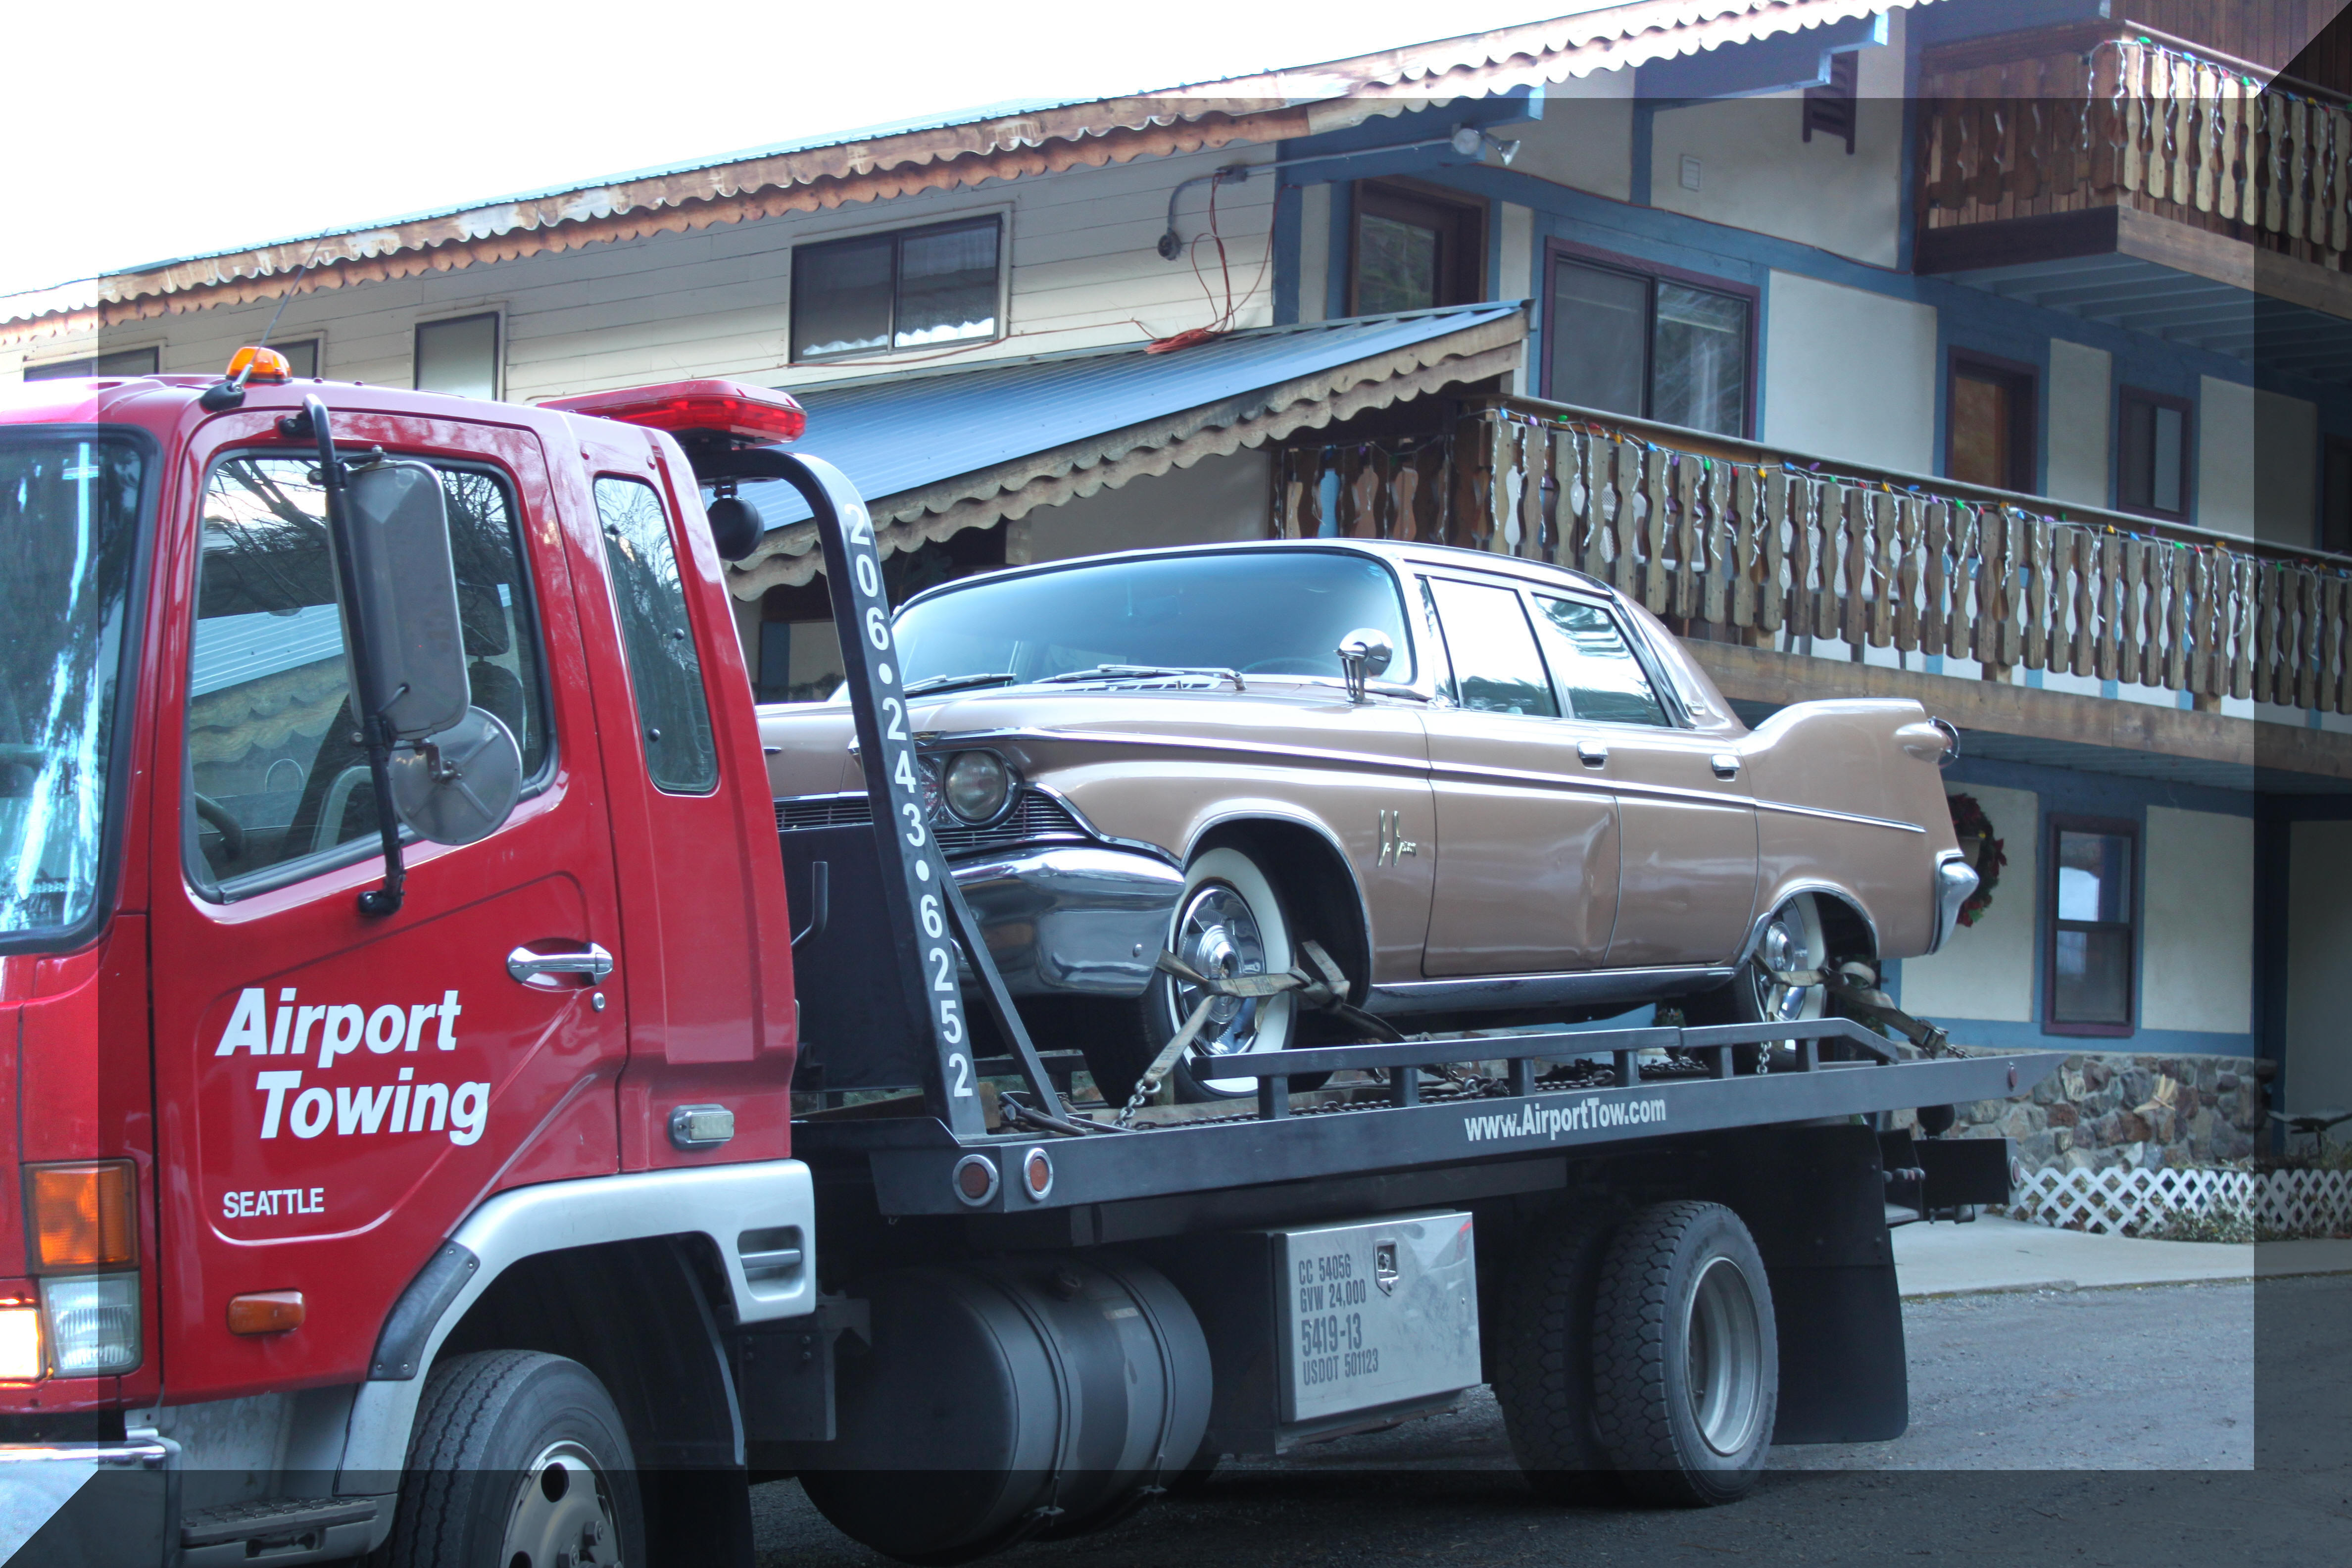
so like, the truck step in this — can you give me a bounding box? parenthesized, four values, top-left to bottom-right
(180, 1495, 380, 1550)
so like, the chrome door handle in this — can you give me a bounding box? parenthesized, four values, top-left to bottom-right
(507, 942, 615, 984)
(1576, 740, 1610, 768)
(1710, 753, 1741, 781)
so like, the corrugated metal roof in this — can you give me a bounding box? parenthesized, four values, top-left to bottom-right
(190, 605, 343, 697)
(733, 302, 1519, 533)
(1, 0, 1930, 331)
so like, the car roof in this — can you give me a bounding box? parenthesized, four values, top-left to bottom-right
(897, 536, 1618, 612)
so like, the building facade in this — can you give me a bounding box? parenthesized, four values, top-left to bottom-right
(11, 0, 2350, 1154)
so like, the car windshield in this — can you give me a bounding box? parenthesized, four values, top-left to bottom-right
(0, 435, 145, 942)
(893, 551, 1413, 689)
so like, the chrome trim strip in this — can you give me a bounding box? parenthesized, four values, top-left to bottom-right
(1365, 965, 1737, 1017)
(0, 1439, 172, 1467)
(1751, 798, 1927, 834)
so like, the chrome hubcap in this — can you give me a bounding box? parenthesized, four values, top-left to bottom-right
(500, 1441, 621, 1568)
(1168, 883, 1269, 1058)
(1685, 1257, 1765, 1457)
(1749, 907, 1820, 1022)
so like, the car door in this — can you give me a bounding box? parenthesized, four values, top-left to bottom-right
(149, 406, 628, 1393)
(1418, 574, 1619, 977)
(559, 424, 795, 1172)
(1525, 592, 1758, 968)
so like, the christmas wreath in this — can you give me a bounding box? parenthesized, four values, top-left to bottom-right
(1945, 792, 2005, 928)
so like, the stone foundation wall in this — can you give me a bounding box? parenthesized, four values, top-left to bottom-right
(1895, 1053, 2272, 1173)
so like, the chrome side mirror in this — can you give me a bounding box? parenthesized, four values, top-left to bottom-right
(1336, 628, 1395, 704)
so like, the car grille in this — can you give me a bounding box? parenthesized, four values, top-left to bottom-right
(774, 789, 1090, 856)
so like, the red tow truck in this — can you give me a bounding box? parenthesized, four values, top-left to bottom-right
(0, 352, 2051, 1567)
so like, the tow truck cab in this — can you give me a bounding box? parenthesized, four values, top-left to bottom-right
(0, 364, 816, 1562)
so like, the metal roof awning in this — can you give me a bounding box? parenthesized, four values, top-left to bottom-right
(724, 302, 1526, 598)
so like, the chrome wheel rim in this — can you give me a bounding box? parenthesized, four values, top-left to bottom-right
(1684, 1256, 1766, 1457)
(1747, 903, 1823, 1023)
(500, 1440, 622, 1568)
(1167, 882, 1270, 1060)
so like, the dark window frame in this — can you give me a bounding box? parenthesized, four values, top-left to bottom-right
(1540, 239, 1760, 440)
(2043, 811, 2139, 1038)
(2115, 385, 2193, 523)
(789, 214, 1005, 365)
(1945, 349, 2039, 494)
(1348, 178, 1488, 316)
(1803, 49, 1860, 154)
(2320, 434, 2352, 555)
(413, 312, 502, 400)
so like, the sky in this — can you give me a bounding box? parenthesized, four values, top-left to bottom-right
(1, 0, 1590, 298)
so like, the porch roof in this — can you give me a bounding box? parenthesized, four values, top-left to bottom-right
(723, 302, 1526, 599)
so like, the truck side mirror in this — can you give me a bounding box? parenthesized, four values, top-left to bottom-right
(339, 461, 473, 742)
(337, 460, 522, 845)
(1336, 628, 1395, 704)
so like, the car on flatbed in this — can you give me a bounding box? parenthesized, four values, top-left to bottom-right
(761, 539, 1978, 1099)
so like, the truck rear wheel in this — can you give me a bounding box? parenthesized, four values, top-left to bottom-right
(382, 1350, 644, 1568)
(1492, 1211, 1621, 1504)
(1589, 1201, 1776, 1506)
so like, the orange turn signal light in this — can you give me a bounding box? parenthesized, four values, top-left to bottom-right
(24, 1160, 136, 1273)
(227, 1290, 305, 1336)
(226, 345, 292, 385)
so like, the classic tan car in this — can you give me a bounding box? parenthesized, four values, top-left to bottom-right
(762, 540, 1975, 1100)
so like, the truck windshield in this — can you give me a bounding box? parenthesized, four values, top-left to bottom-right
(0, 436, 145, 941)
(893, 550, 1413, 689)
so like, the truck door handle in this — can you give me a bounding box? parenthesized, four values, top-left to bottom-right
(1576, 740, 1609, 768)
(1710, 753, 1741, 781)
(507, 942, 615, 984)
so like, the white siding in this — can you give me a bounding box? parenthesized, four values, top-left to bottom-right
(2254, 387, 2318, 548)
(2045, 339, 2111, 507)
(1499, 202, 1533, 395)
(2196, 374, 2255, 537)
(1899, 784, 2039, 1026)
(26, 144, 1279, 404)
(1511, 70, 1637, 202)
(1296, 184, 1332, 324)
(1761, 271, 1937, 473)
(2141, 806, 2254, 1035)
(1645, 16, 1908, 268)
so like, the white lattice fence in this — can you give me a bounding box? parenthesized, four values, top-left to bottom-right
(2014, 1166, 2352, 1236)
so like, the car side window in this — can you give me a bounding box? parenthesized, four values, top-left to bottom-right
(1424, 578, 1560, 717)
(1530, 595, 1670, 727)
(188, 455, 551, 891)
(594, 476, 718, 794)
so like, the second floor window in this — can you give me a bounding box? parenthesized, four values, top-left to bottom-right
(792, 217, 1001, 362)
(1545, 247, 1752, 439)
(2117, 387, 2190, 520)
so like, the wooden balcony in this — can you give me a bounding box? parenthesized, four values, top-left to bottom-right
(1912, 21, 2352, 373)
(1272, 397, 2352, 741)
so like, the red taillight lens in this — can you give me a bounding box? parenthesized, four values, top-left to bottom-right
(542, 379, 806, 443)
(24, 1161, 137, 1272)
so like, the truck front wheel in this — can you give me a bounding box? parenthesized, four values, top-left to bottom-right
(1588, 1201, 1777, 1506)
(382, 1350, 644, 1568)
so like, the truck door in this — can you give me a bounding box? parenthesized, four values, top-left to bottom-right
(148, 408, 628, 1394)
(557, 425, 795, 1171)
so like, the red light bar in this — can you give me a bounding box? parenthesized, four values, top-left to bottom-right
(542, 379, 806, 444)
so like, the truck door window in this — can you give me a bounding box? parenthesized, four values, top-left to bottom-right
(592, 477, 718, 794)
(1528, 596, 1670, 727)
(1423, 578, 1558, 717)
(187, 455, 550, 891)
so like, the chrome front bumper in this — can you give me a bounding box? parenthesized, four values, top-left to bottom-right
(952, 845, 1183, 998)
(0, 1438, 173, 1566)
(1926, 850, 1980, 954)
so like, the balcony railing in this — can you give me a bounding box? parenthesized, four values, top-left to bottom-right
(1271, 396, 2352, 716)
(1917, 21, 2352, 273)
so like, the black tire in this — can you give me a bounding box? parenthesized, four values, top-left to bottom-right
(1492, 1211, 1623, 1505)
(1589, 1201, 1777, 1507)
(381, 1350, 644, 1568)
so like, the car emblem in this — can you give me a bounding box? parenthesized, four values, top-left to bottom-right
(1377, 809, 1419, 866)
(1374, 1241, 1399, 1296)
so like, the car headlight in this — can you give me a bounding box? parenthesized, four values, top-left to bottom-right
(942, 751, 1012, 823)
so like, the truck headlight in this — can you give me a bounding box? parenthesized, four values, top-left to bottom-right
(942, 752, 1012, 824)
(0, 1305, 41, 1381)
(39, 1275, 141, 1376)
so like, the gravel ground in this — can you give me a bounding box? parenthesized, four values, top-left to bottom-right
(749, 1274, 2351, 1568)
